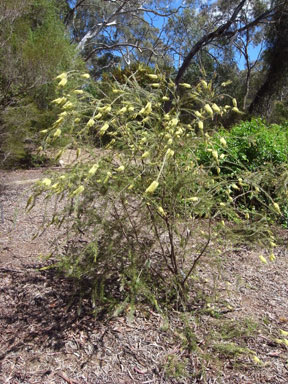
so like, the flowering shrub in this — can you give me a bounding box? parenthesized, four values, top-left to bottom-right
(29, 69, 281, 312)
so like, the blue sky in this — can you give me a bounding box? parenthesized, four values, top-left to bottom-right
(146, 0, 264, 71)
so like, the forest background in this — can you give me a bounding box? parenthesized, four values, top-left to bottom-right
(1, 0, 287, 167)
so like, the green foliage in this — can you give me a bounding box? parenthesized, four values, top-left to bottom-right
(198, 119, 288, 171)
(30, 70, 281, 312)
(195, 119, 288, 221)
(0, 0, 81, 167)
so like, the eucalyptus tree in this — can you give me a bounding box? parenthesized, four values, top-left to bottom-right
(63, 0, 182, 75)
(0, 0, 78, 166)
(249, 0, 288, 117)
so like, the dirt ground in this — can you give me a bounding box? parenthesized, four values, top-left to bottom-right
(0, 168, 288, 384)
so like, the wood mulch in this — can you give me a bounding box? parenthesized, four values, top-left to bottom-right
(0, 168, 288, 383)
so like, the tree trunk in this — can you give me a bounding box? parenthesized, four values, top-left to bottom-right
(249, 3, 288, 117)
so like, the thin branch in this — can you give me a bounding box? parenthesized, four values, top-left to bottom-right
(182, 219, 212, 287)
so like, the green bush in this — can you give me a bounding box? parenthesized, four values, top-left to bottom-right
(29, 71, 282, 313)
(198, 119, 288, 172)
(195, 119, 288, 217)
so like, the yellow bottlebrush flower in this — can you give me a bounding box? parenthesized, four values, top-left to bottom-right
(53, 128, 62, 138)
(88, 164, 99, 176)
(169, 118, 179, 127)
(212, 103, 221, 113)
(63, 101, 73, 109)
(280, 329, 288, 337)
(116, 165, 125, 172)
(72, 185, 85, 196)
(128, 106, 134, 112)
(95, 112, 102, 119)
(259, 255, 268, 264)
(112, 89, 122, 94)
(220, 137, 227, 147)
(198, 121, 204, 130)
(40, 129, 48, 134)
(81, 73, 90, 79)
(282, 339, 288, 347)
(221, 80, 232, 87)
(273, 202, 281, 215)
(86, 118, 95, 128)
(252, 356, 263, 365)
(56, 97, 67, 105)
(147, 74, 158, 80)
(41, 178, 52, 187)
(166, 148, 175, 158)
(151, 83, 160, 88)
(269, 252, 276, 261)
(232, 107, 243, 114)
(275, 338, 283, 344)
(167, 138, 173, 145)
(104, 171, 112, 184)
(56, 72, 67, 80)
(142, 116, 150, 123)
(187, 197, 199, 202)
(145, 180, 159, 194)
(103, 105, 112, 113)
(220, 153, 225, 159)
(270, 241, 277, 247)
(221, 220, 225, 227)
(100, 122, 109, 135)
(232, 98, 237, 107)
(231, 183, 240, 190)
(73, 89, 84, 95)
(74, 118, 81, 123)
(179, 83, 192, 89)
(59, 175, 66, 180)
(255, 186, 260, 193)
(141, 151, 150, 159)
(245, 212, 250, 220)
(59, 111, 67, 117)
(139, 102, 152, 115)
(58, 77, 67, 87)
(162, 96, 170, 101)
(220, 202, 225, 207)
(195, 111, 202, 118)
(204, 104, 213, 117)
(54, 117, 64, 126)
(200, 80, 208, 89)
(128, 184, 134, 190)
(157, 206, 166, 216)
(118, 106, 127, 114)
(37, 146, 43, 152)
(212, 150, 218, 161)
(51, 182, 59, 189)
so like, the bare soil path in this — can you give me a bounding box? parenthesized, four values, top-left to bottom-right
(0, 168, 288, 384)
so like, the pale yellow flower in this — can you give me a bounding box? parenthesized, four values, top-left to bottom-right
(41, 178, 52, 187)
(147, 74, 158, 80)
(179, 83, 192, 89)
(145, 180, 159, 194)
(259, 255, 268, 264)
(53, 128, 62, 138)
(86, 118, 95, 128)
(204, 104, 213, 117)
(220, 137, 227, 147)
(88, 164, 99, 176)
(72, 185, 85, 196)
